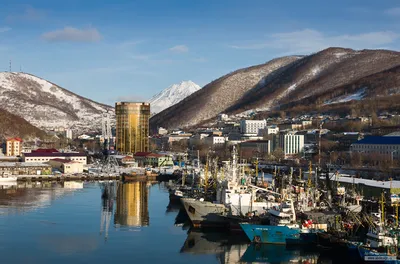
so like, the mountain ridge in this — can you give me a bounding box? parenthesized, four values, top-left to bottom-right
(150, 47, 400, 131)
(0, 72, 114, 133)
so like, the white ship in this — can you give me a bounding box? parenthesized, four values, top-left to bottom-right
(181, 146, 279, 227)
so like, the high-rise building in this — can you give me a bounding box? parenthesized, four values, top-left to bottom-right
(115, 102, 150, 154)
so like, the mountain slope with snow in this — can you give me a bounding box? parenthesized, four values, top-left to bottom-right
(0, 72, 113, 132)
(151, 47, 400, 130)
(149, 81, 201, 114)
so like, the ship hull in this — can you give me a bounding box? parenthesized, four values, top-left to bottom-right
(240, 223, 301, 244)
(181, 198, 228, 228)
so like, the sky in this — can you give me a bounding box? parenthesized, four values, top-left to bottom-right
(1, 0, 400, 105)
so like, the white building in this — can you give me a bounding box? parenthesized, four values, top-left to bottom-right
(158, 127, 168, 135)
(240, 120, 267, 136)
(279, 133, 304, 157)
(258, 125, 279, 136)
(204, 135, 226, 146)
(65, 129, 73, 140)
(23, 150, 87, 164)
(218, 113, 229, 121)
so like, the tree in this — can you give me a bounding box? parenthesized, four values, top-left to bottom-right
(271, 148, 285, 162)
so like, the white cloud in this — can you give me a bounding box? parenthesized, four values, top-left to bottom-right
(230, 29, 399, 55)
(0, 27, 11, 33)
(41, 27, 102, 43)
(169, 45, 189, 53)
(385, 7, 400, 16)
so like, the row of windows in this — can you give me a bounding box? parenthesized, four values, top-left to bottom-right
(355, 145, 400, 150)
(27, 158, 86, 161)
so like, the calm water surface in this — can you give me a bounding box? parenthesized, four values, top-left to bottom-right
(0, 181, 337, 264)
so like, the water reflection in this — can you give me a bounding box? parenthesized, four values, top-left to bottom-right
(114, 182, 150, 227)
(180, 230, 328, 264)
(0, 181, 83, 215)
(100, 181, 117, 240)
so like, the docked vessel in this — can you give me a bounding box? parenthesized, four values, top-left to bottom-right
(240, 199, 327, 244)
(181, 146, 279, 228)
(240, 199, 301, 244)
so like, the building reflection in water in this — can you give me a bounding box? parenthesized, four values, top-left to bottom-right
(100, 181, 117, 240)
(114, 182, 149, 227)
(0, 181, 82, 215)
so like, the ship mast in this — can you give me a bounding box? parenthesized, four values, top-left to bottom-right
(232, 146, 238, 184)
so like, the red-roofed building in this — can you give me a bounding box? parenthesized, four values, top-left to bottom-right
(32, 148, 59, 153)
(6, 137, 23, 157)
(23, 151, 87, 164)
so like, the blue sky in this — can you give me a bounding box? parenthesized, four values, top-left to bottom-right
(1, 0, 400, 105)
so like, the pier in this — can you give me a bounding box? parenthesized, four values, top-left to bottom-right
(15, 174, 121, 182)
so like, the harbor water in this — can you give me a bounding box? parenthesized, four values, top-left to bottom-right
(0, 181, 344, 263)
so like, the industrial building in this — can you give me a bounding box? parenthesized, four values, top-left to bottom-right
(48, 158, 84, 174)
(116, 102, 150, 154)
(350, 136, 400, 160)
(239, 140, 271, 159)
(23, 149, 87, 164)
(133, 152, 173, 167)
(0, 162, 51, 176)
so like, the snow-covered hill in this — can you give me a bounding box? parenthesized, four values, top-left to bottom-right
(0, 72, 113, 132)
(149, 80, 201, 114)
(151, 47, 400, 130)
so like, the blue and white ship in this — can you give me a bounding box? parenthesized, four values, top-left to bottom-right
(240, 199, 301, 244)
(240, 198, 327, 244)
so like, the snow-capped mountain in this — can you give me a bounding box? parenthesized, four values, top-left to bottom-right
(151, 47, 400, 130)
(0, 72, 114, 132)
(149, 80, 201, 114)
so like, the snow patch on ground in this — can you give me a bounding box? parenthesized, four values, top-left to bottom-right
(324, 88, 366, 105)
(311, 66, 321, 76)
(334, 52, 348, 58)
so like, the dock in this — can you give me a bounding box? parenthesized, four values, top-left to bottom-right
(15, 174, 121, 182)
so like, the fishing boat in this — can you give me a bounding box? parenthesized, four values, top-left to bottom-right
(240, 199, 300, 244)
(240, 199, 327, 244)
(181, 146, 279, 228)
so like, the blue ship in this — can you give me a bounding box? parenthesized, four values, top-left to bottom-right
(240, 223, 301, 244)
(357, 246, 398, 263)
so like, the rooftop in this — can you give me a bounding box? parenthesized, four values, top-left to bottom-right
(7, 137, 22, 142)
(32, 148, 59, 153)
(49, 158, 74, 164)
(24, 152, 86, 157)
(353, 136, 400, 145)
(134, 152, 153, 157)
(0, 162, 51, 167)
